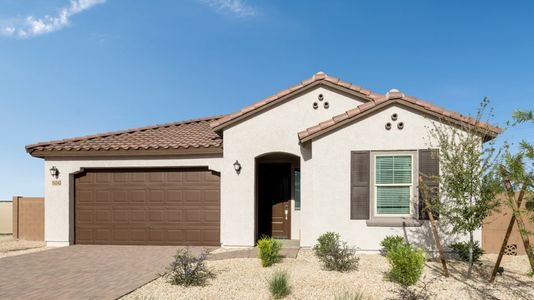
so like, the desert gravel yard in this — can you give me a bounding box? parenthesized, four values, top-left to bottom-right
(0, 235, 47, 258)
(123, 250, 534, 300)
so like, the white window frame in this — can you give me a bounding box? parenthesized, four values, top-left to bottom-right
(373, 153, 414, 217)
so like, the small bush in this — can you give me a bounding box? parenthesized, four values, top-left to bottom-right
(268, 270, 290, 299)
(164, 248, 214, 286)
(258, 235, 282, 267)
(334, 290, 366, 300)
(313, 232, 359, 272)
(387, 243, 426, 286)
(449, 241, 484, 262)
(380, 235, 405, 254)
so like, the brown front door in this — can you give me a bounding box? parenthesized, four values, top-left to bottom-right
(74, 168, 220, 246)
(258, 163, 291, 239)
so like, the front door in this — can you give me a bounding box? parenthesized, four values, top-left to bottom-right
(258, 163, 291, 239)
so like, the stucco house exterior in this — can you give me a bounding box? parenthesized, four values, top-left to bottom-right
(26, 72, 500, 250)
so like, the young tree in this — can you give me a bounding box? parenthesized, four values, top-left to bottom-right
(428, 98, 501, 278)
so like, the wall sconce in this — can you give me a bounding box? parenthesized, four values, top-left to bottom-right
(49, 166, 60, 178)
(233, 160, 242, 174)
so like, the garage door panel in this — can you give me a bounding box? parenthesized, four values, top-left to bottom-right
(167, 172, 183, 182)
(75, 168, 220, 246)
(78, 191, 93, 203)
(149, 190, 165, 202)
(129, 172, 146, 183)
(167, 190, 183, 202)
(149, 172, 165, 182)
(184, 190, 201, 202)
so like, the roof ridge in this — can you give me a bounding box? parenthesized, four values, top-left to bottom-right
(210, 72, 383, 130)
(26, 114, 227, 151)
(298, 92, 501, 142)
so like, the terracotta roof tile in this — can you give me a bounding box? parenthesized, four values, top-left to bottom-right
(210, 72, 382, 130)
(26, 115, 225, 155)
(298, 91, 501, 142)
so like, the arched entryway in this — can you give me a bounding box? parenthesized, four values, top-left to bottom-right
(255, 152, 300, 240)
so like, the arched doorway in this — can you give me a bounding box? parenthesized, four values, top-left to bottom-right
(255, 152, 300, 240)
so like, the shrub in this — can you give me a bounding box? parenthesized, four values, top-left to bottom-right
(268, 270, 290, 299)
(313, 232, 359, 272)
(164, 248, 214, 286)
(387, 243, 426, 286)
(258, 235, 282, 267)
(380, 235, 405, 254)
(334, 290, 366, 300)
(449, 241, 484, 262)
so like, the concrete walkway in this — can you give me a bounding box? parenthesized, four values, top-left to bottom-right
(0, 245, 207, 300)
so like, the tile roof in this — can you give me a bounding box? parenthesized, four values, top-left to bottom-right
(210, 72, 383, 131)
(26, 115, 224, 157)
(298, 90, 502, 142)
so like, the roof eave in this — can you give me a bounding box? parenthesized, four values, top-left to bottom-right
(27, 146, 223, 159)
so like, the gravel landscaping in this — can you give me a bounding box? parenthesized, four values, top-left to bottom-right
(122, 250, 534, 300)
(0, 235, 47, 258)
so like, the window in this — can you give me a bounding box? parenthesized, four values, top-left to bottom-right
(294, 169, 301, 210)
(375, 155, 412, 216)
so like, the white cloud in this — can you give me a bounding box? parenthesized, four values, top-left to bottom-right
(1, 0, 106, 38)
(200, 0, 256, 18)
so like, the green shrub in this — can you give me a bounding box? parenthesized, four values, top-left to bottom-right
(164, 249, 214, 286)
(313, 232, 359, 272)
(380, 235, 405, 254)
(268, 270, 290, 299)
(258, 235, 282, 267)
(387, 244, 426, 286)
(334, 290, 366, 300)
(449, 241, 484, 262)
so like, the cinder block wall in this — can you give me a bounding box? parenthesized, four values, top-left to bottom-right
(0, 201, 12, 234)
(12, 197, 44, 241)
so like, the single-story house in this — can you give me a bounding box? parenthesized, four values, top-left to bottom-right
(26, 72, 500, 250)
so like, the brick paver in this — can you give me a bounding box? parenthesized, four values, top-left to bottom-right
(0, 245, 207, 300)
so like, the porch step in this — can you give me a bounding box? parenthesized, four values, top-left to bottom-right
(209, 244, 300, 261)
(274, 239, 300, 249)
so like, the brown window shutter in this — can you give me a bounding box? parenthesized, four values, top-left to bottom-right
(351, 151, 370, 220)
(418, 149, 439, 220)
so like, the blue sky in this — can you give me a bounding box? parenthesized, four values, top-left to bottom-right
(0, 0, 532, 199)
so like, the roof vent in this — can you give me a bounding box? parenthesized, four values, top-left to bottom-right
(386, 88, 404, 99)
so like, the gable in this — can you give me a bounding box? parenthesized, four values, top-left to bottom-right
(221, 85, 369, 156)
(298, 90, 501, 143)
(210, 72, 382, 132)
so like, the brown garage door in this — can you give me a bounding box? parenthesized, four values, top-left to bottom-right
(74, 168, 220, 246)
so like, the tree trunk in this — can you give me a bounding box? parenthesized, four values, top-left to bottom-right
(419, 175, 449, 277)
(467, 231, 474, 278)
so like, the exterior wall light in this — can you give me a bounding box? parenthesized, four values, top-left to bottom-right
(49, 166, 60, 178)
(233, 160, 242, 174)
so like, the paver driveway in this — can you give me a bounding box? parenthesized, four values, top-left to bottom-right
(0, 245, 207, 300)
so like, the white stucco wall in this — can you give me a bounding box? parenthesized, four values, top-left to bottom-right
(307, 104, 480, 250)
(44, 155, 222, 247)
(41, 85, 481, 251)
(221, 86, 366, 246)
